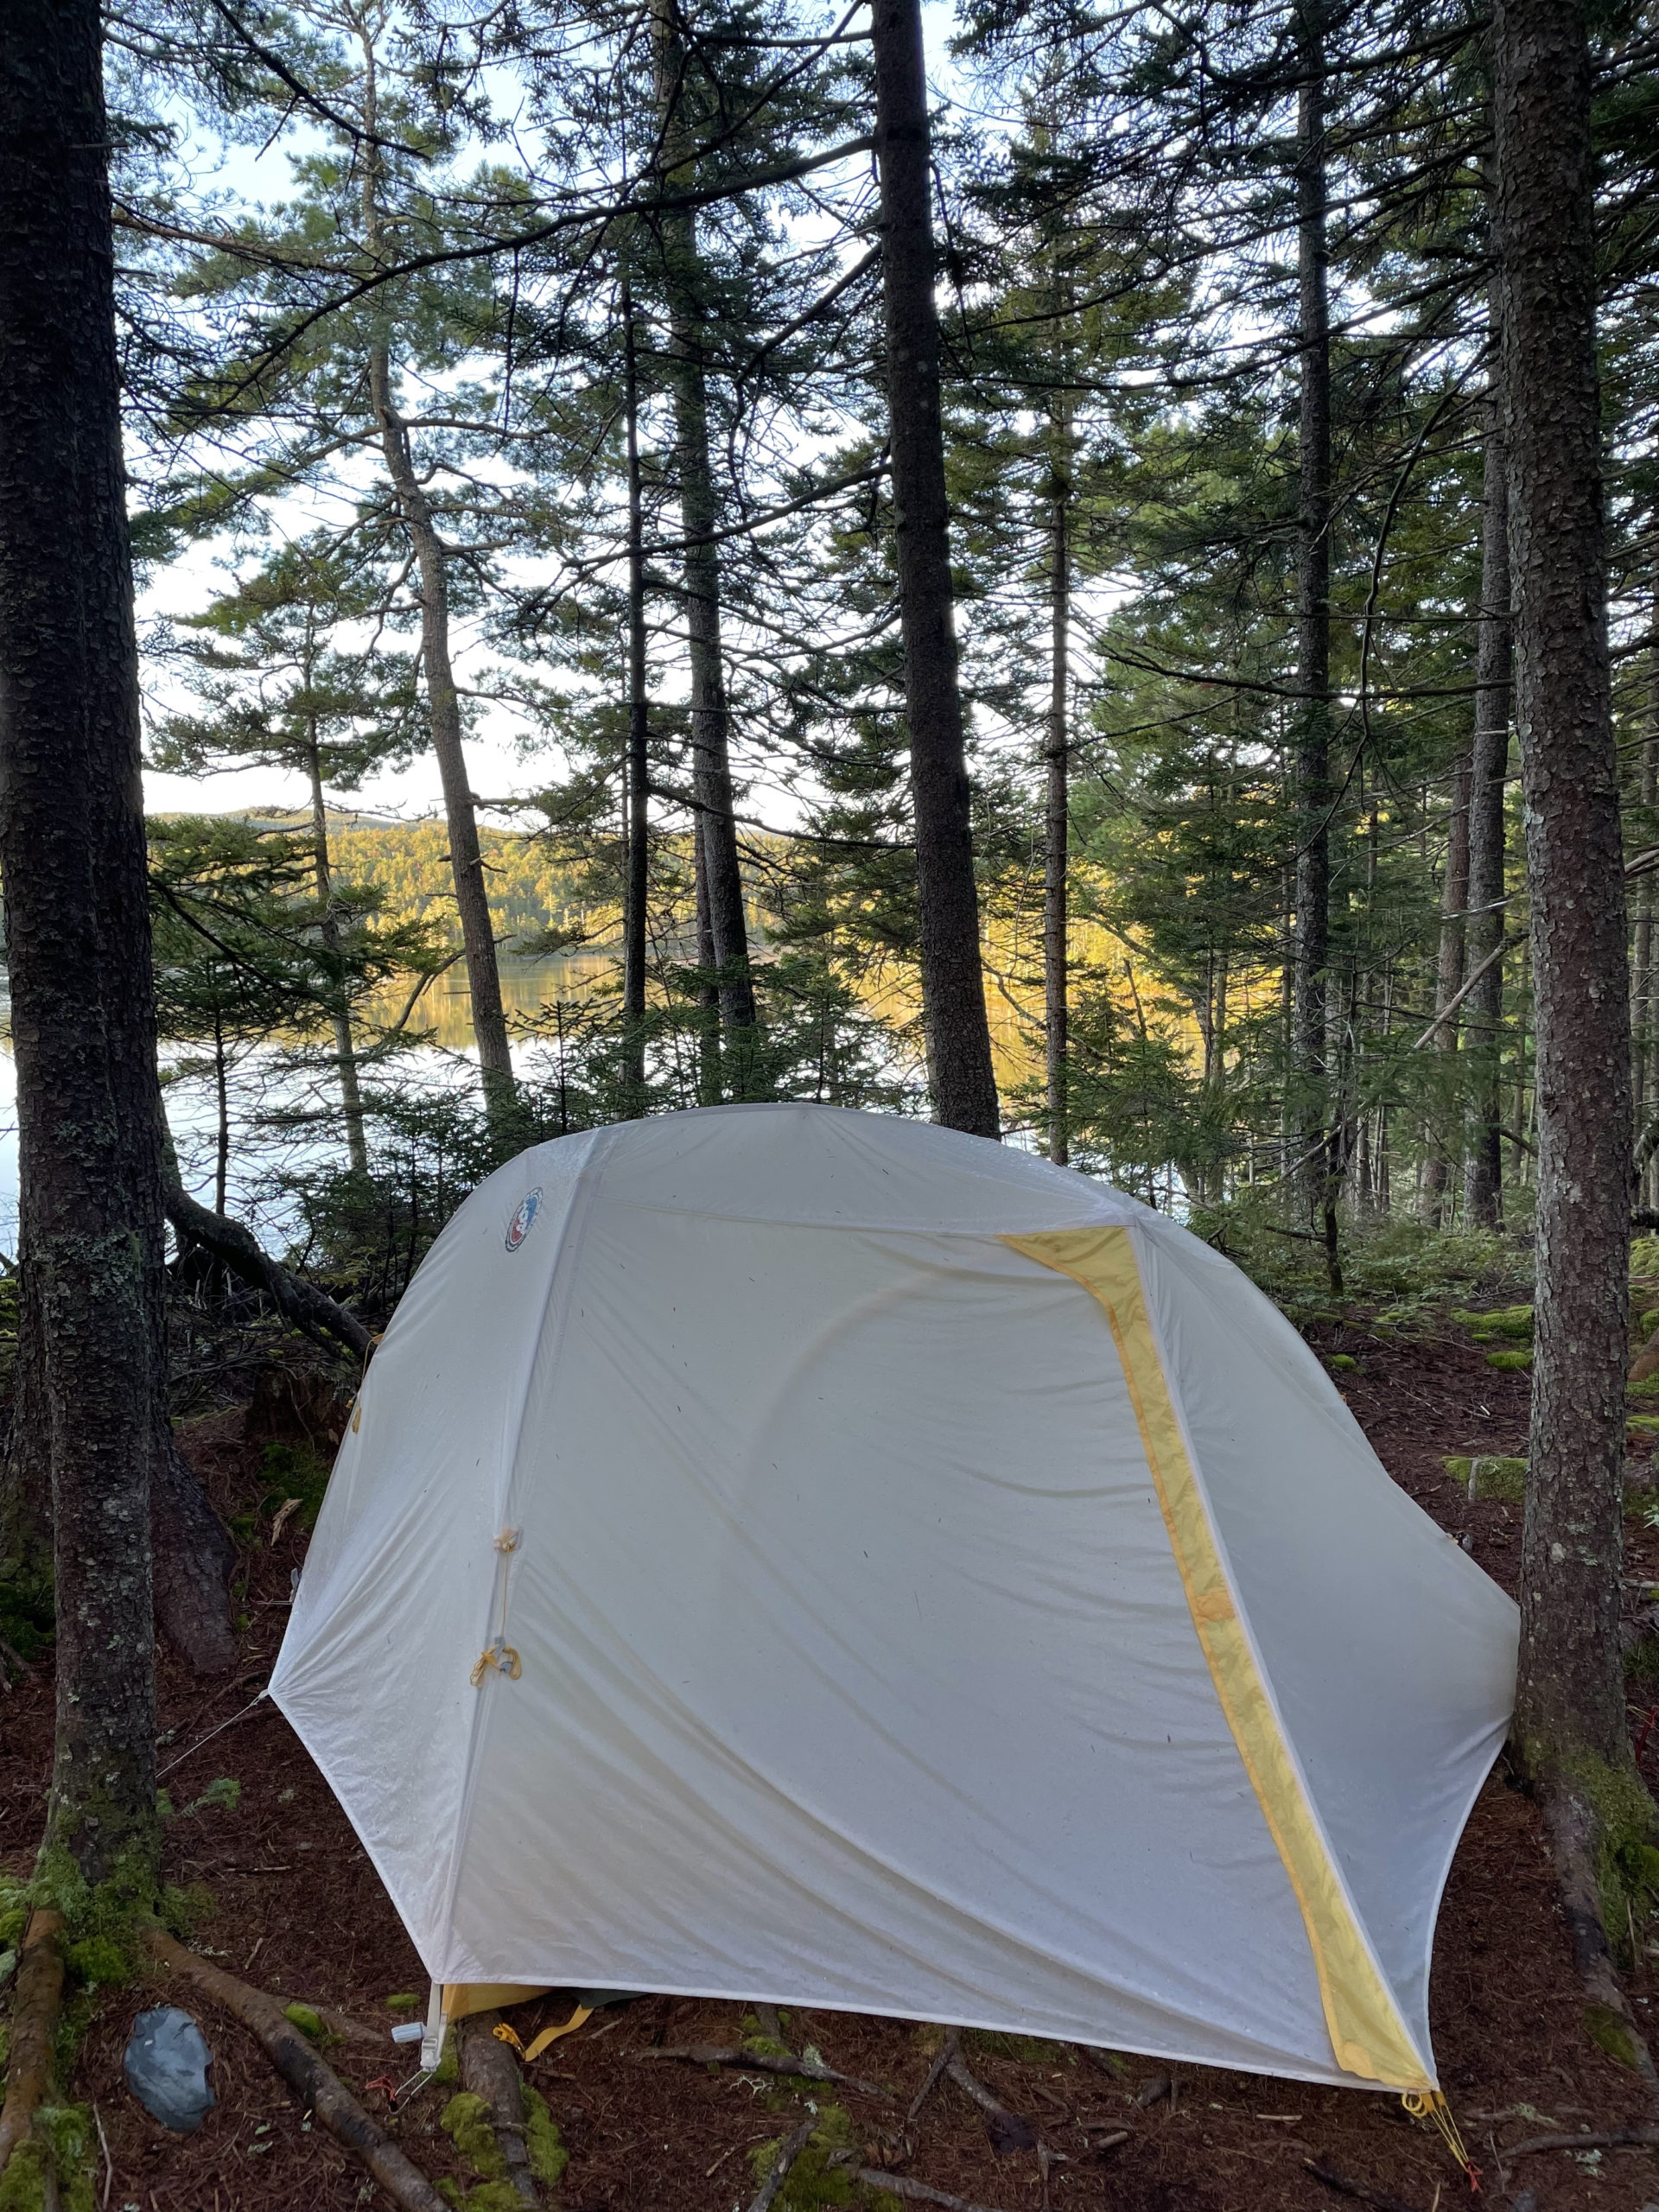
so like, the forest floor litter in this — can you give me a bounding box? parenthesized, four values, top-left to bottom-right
(6, 1314, 1659, 2210)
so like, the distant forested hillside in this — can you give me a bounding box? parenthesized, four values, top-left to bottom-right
(253, 811, 611, 950)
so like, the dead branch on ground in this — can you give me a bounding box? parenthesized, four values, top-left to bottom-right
(847, 2164, 1016, 2212)
(748, 2116, 817, 2212)
(941, 2026, 1038, 2152)
(460, 2011, 541, 2207)
(0, 1910, 64, 2182)
(1499, 2124, 1659, 2157)
(634, 2042, 893, 2098)
(148, 1929, 448, 2212)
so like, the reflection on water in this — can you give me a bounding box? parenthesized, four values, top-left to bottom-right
(0, 938, 1048, 1247)
(357, 950, 620, 1050)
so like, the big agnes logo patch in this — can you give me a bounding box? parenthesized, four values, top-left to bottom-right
(505, 1186, 543, 1252)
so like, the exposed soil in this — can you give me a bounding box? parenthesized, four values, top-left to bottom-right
(6, 1325, 1659, 2212)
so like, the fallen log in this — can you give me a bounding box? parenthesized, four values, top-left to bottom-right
(0, 1910, 64, 2183)
(460, 2010, 540, 2207)
(147, 1929, 447, 2212)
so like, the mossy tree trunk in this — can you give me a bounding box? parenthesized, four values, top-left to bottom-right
(0, 0, 163, 1878)
(1497, 0, 1656, 2086)
(1497, 0, 1632, 1782)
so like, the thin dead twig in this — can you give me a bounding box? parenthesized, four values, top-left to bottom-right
(635, 2043, 893, 2099)
(851, 2165, 1016, 2212)
(1498, 2125, 1659, 2157)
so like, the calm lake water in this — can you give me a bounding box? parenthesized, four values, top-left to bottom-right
(0, 953, 609, 1250)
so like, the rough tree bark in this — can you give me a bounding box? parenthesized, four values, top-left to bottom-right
(1291, 0, 1333, 1219)
(1497, 0, 1642, 1885)
(652, 0, 761, 1094)
(1464, 264, 1513, 1230)
(870, 0, 1001, 1138)
(1634, 586, 1659, 1211)
(1045, 393, 1071, 1166)
(0, 0, 162, 1872)
(621, 257, 651, 1116)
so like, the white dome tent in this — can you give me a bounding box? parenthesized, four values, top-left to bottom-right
(270, 1104, 1516, 2100)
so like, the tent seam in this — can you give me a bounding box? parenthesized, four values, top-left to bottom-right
(435, 1128, 621, 1985)
(1001, 1226, 1433, 2094)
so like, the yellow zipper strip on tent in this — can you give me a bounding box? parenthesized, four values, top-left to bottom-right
(1002, 1224, 1430, 2092)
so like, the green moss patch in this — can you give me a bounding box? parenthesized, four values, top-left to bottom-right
(0, 2107, 98, 2212)
(1586, 2001, 1643, 2069)
(1451, 1304, 1535, 1343)
(442, 2090, 506, 2182)
(524, 2086, 567, 2187)
(1441, 1454, 1527, 1502)
(1484, 1348, 1532, 1371)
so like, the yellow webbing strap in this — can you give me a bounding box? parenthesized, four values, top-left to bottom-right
(1004, 1224, 1432, 2093)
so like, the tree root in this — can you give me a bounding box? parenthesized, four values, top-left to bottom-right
(748, 2116, 817, 2212)
(635, 2042, 893, 2099)
(147, 1929, 447, 2212)
(460, 2010, 541, 2207)
(0, 1910, 64, 2181)
(1541, 1777, 1659, 2103)
(941, 2027, 1038, 2153)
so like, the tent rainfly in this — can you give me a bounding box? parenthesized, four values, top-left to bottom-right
(270, 1104, 1517, 2101)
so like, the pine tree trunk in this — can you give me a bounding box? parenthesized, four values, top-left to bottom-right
(693, 816, 721, 1106)
(0, 0, 162, 1875)
(621, 264, 651, 1116)
(1045, 398, 1071, 1166)
(1464, 275, 1513, 1230)
(1646, 611, 1659, 1212)
(370, 344, 518, 1148)
(1424, 753, 1471, 1221)
(308, 747, 369, 1174)
(1292, 0, 1333, 1218)
(652, 0, 760, 1094)
(357, 53, 517, 1151)
(1497, 0, 1634, 1782)
(870, 0, 1000, 1139)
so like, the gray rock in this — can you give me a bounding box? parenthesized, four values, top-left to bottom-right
(124, 2005, 216, 2133)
